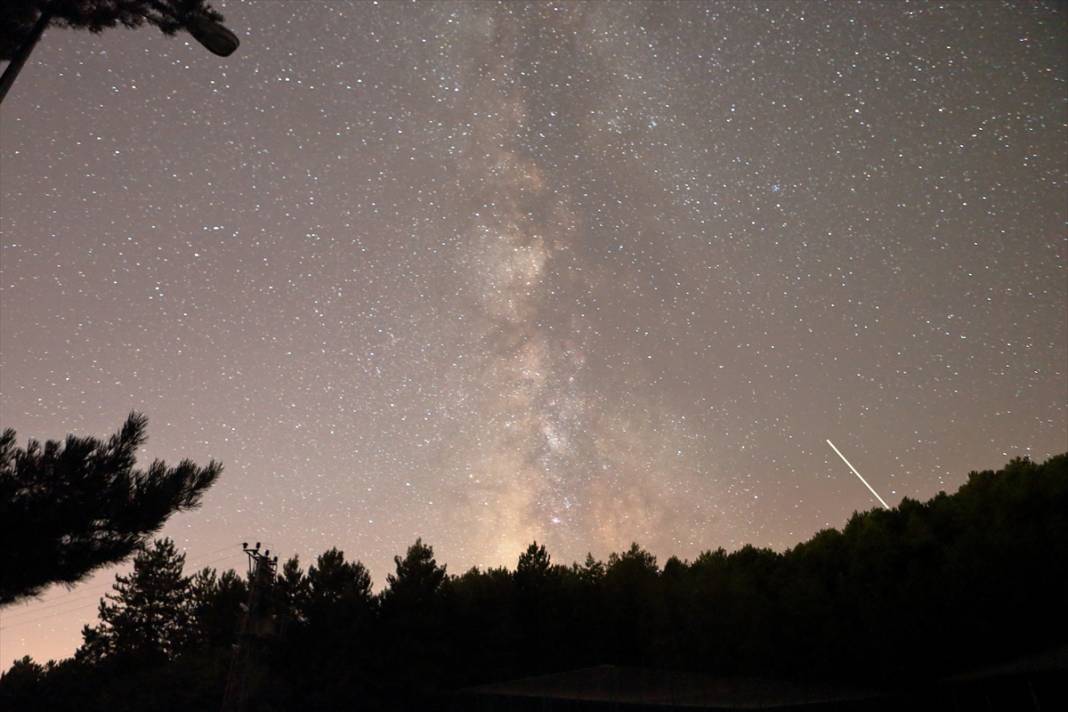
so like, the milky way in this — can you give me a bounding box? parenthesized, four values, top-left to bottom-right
(1, 1, 1065, 663)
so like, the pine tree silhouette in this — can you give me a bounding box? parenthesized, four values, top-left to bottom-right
(1, 0, 226, 60)
(0, 413, 221, 604)
(77, 538, 194, 666)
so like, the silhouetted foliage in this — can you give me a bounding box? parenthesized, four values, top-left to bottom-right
(382, 537, 447, 611)
(189, 566, 247, 648)
(0, 657, 44, 702)
(0, 0, 224, 60)
(0, 414, 221, 604)
(77, 538, 195, 668)
(273, 556, 309, 626)
(3, 454, 1066, 711)
(306, 548, 373, 614)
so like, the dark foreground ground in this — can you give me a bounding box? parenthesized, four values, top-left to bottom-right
(449, 647, 1068, 711)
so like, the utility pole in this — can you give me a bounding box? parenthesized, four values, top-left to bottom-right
(220, 542, 278, 712)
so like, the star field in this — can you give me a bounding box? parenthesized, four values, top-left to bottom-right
(1, 0, 1065, 664)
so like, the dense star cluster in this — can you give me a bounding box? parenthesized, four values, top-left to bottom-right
(1, 1, 1064, 664)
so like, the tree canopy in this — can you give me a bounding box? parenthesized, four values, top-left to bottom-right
(77, 538, 195, 666)
(2, 453, 1066, 711)
(0, 413, 221, 604)
(1, 0, 226, 60)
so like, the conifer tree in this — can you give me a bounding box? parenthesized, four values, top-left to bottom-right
(516, 541, 551, 582)
(306, 548, 373, 617)
(1, 0, 227, 60)
(189, 566, 248, 648)
(78, 538, 194, 666)
(0, 413, 221, 605)
(275, 556, 310, 625)
(382, 538, 446, 610)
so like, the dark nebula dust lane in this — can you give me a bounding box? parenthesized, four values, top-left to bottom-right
(1, 0, 1065, 662)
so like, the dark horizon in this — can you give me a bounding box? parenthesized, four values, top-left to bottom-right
(3, 453, 1067, 710)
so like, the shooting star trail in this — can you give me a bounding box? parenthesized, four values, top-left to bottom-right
(826, 439, 891, 509)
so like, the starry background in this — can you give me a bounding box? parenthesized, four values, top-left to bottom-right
(1, 0, 1065, 665)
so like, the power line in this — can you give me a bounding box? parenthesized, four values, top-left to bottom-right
(0, 547, 260, 643)
(0, 601, 101, 631)
(4, 547, 244, 613)
(2, 551, 245, 622)
(31, 542, 245, 603)
(0, 540, 280, 664)
(2, 542, 248, 626)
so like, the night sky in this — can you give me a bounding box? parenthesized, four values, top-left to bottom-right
(1, 0, 1065, 665)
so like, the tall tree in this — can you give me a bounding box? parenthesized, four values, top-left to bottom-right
(603, 543, 659, 664)
(305, 548, 373, 622)
(77, 538, 194, 666)
(189, 566, 248, 648)
(382, 538, 447, 611)
(274, 556, 310, 626)
(0, 413, 221, 605)
(378, 539, 450, 706)
(515, 541, 551, 587)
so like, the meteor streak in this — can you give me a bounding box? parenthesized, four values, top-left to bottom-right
(826, 439, 890, 509)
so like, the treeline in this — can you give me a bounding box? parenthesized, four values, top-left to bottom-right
(2, 454, 1066, 711)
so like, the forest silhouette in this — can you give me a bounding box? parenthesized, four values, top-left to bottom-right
(1, 453, 1066, 710)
